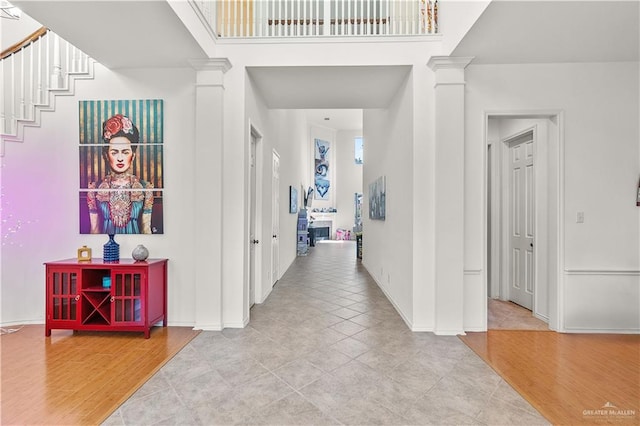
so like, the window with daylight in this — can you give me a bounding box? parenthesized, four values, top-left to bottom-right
(355, 137, 363, 164)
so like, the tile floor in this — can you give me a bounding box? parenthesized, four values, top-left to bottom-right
(104, 241, 549, 425)
(487, 299, 549, 330)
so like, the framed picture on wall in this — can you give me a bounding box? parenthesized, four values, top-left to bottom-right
(369, 175, 386, 220)
(290, 186, 298, 214)
(314, 138, 330, 200)
(78, 99, 164, 234)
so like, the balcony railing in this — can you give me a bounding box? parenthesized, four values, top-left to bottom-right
(193, 0, 439, 38)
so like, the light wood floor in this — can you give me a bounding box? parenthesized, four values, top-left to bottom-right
(0, 325, 199, 425)
(460, 331, 640, 425)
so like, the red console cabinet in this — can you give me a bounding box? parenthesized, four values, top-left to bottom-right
(45, 258, 167, 338)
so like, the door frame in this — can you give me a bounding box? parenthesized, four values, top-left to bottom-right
(248, 122, 265, 306)
(271, 149, 281, 288)
(485, 111, 565, 331)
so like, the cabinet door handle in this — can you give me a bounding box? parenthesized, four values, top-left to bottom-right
(75, 295, 80, 301)
(110, 296, 115, 303)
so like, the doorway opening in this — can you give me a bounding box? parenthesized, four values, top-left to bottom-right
(244, 64, 410, 324)
(249, 124, 264, 309)
(486, 113, 563, 331)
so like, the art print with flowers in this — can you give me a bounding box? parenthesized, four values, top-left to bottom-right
(78, 99, 164, 234)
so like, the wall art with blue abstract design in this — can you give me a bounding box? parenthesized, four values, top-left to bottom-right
(369, 175, 386, 220)
(314, 138, 330, 200)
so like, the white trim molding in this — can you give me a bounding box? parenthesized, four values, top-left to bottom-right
(427, 56, 474, 70)
(427, 56, 474, 87)
(189, 57, 233, 73)
(565, 269, 640, 275)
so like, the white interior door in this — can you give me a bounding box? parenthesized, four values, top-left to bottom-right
(271, 151, 280, 286)
(508, 134, 534, 309)
(249, 133, 257, 307)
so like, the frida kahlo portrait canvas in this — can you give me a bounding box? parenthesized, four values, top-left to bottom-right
(78, 99, 164, 234)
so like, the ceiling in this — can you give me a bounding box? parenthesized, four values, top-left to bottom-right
(247, 65, 412, 109)
(452, 0, 639, 64)
(304, 109, 363, 131)
(10, 0, 207, 68)
(9, 1, 638, 130)
(248, 65, 412, 131)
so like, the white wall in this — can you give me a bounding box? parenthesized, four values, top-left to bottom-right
(411, 64, 437, 331)
(362, 71, 414, 326)
(0, 64, 199, 326)
(335, 129, 363, 235)
(244, 72, 273, 306)
(1, 11, 41, 48)
(273, 110, 310, 278)
(439, 0, 491, 55)
(465, 61, 640, 332)
(243, 73, 312, 314)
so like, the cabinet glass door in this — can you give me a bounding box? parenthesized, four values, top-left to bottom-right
(112, 271, 143, 324)
(50, 271, 78, 322)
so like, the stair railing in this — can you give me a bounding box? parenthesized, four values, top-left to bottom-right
(1, 26, 94, 145)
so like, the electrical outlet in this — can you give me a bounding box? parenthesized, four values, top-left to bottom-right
(577, 212, 584, 223)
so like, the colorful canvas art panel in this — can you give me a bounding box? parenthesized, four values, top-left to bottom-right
(369, 176, 386, 220)
(314, 138, 330, 200)
(78, 99, 164, 234)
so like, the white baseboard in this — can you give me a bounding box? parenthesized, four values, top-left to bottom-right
(165, 321, 196, 328)
(193, 322, 223, 331)
(0, 319, 43, 328)
(223, 320, 249, 329)
(434, 329, 467, 336)
(361, 262, 414, 331)
(562, 327, 640, 334)
(565, 269, 640, 275)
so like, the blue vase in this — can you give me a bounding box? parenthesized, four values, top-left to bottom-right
(103, 234, 120, 262)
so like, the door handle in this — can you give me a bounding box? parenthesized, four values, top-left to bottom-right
(530, 242, 533, 248)
(252, 239, 259, 244)
(273, 234, 277, 238)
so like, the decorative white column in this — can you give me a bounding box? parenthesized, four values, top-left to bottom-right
(427, 56, 473, 335)
(189, 58, 232, 331)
